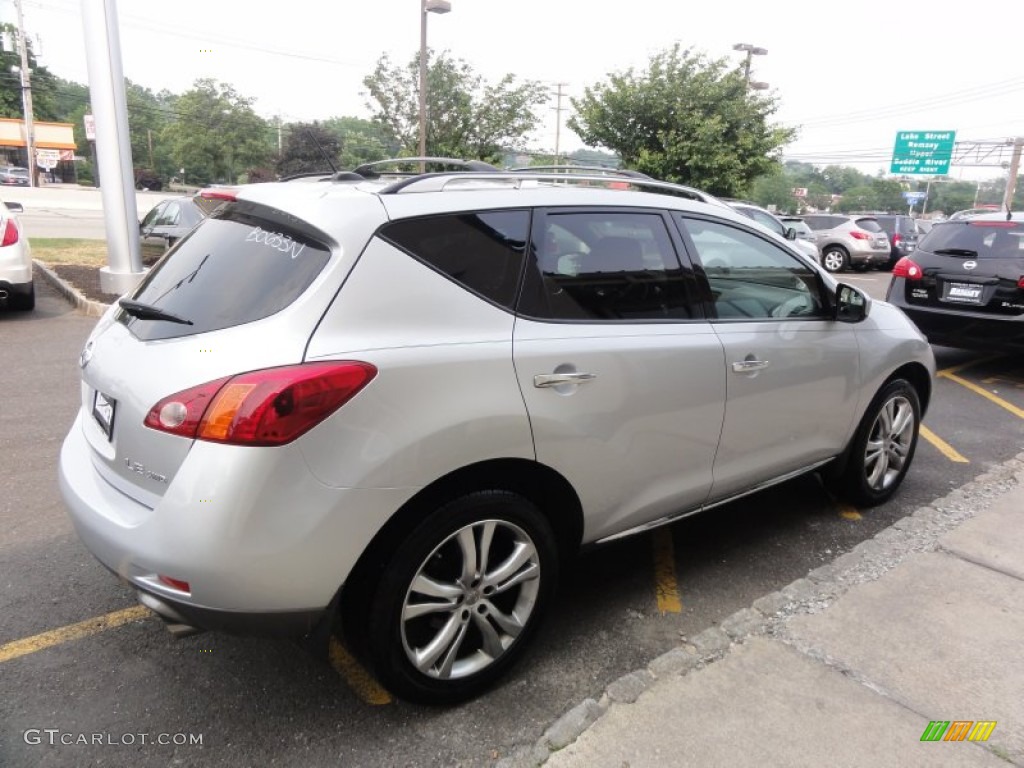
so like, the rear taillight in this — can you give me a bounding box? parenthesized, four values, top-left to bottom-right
(892, 257, 923, 280)
(145, 362, 376, 446)
(1, 218, 19, 246)
(849, 231, 869, 240)
(199, 187, 238, 203)
(1018, 276, 1024, 290)
(892, 233, 902, 245)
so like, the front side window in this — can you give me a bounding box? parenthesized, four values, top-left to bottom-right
(518, 210, 694, 321)
(678, 216, 826, 320)
(380, 210, 529, 311)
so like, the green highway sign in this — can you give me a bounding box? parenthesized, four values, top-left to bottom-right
(891, 130, 956, 175)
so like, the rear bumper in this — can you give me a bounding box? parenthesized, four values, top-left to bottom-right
(58, 411, 412, 637)
(890, 300, 1024, 353)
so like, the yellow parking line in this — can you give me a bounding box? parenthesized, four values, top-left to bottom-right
(937, 356, 998, 377)
(652, 528, 682, 613)
(328, 638, 392, 705)
(920, 424, 970, 463)
(939, 371, 1024, 420)
(0, 605, 151, 664)
(837, 503, 862, 521)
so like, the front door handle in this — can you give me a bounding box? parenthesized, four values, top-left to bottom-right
(533, 372, 597, 388)
(731, 359, 770, 374)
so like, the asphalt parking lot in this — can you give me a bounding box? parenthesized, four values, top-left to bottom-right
(1, 273, 1021, 767)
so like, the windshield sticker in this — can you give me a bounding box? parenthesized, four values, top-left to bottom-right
(246, 226, 307, 259)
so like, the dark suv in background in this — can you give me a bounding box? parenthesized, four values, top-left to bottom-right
(873, 214, 919, 270)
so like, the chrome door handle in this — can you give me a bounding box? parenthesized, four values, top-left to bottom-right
(533, 372, 597, 388)
(731, 360, 770, 373)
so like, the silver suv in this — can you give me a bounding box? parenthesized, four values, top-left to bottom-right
(802, 214, 891, 273)
(59, 162, 935, 704)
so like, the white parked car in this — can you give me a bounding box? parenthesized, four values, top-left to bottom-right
(0, 201, 33, 311)
(59, 161, 936, 704)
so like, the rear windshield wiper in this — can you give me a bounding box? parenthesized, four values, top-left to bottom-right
(118, 298, 194, 325)
(932, 248, 978, 257)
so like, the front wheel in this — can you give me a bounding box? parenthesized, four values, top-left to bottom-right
(362, 490, 558, 704)
(821, 246, 848, 273)
(836, 379, 921, 507)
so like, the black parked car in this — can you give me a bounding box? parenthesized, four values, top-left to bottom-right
(886, 214, 1024, 353)
(873, 214, 919, 270)
(138, 197, 207, 264)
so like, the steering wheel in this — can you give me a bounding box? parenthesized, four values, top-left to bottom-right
(771, 293, 815, 318)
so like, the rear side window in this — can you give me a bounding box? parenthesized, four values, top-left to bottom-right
(919, 221, 1024, 258)
(518, 210, 694, 321)
(380, 210, 529, 310)
(804, 215, 844, 230)
(855, 218, 883, 233)
(120, 201, 331, 341)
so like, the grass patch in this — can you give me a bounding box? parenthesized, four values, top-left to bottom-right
(31, 238, 109, 267)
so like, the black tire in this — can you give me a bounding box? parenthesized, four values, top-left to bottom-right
(835, 379, 921, 507)
(360, 490, 558, 705)
(821, 246, 848, 273)
(9, 282, 34, 311)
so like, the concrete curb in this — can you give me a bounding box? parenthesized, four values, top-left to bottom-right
(497, 452, 1024, 768)
(33, 259, 110, 317)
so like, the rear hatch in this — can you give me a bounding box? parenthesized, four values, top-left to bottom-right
(896, 219, 1024, 316)
(77, 198, 338, 506)
(852, 217, 890, 251)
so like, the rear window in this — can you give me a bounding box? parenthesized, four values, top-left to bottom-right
(118, 201, 332, 341)
(380, 210, 529, 310)
(854, 218, 883, 233)
(918, 221, 1024, 258)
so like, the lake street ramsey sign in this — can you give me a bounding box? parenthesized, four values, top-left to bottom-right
(891, 131, 956, 175)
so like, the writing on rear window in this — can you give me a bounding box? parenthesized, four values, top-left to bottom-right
(246, 226, 307, 259)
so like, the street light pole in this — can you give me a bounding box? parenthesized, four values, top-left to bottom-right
(732, 42, 767, 89)
(418, 0, 451, 171)
(14, 0, 36, 187)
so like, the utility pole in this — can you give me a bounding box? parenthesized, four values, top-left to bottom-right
(552, 83, 567, 165)
(14, 0, 37, 187)
(146, 128, 154, 169)
(1001, 137, 1023, 212)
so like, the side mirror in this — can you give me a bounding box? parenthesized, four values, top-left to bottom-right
(4, 202, 24, 213)
(833, 282, 870, 323)
(784, 226, 797, 241)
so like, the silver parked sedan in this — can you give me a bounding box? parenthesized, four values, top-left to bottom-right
(59, 163, 935, 704)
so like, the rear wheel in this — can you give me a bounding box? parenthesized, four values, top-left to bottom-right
(361, 490, 558, 704)
(821, 246, 848, 273)
(836, 379, 921, 507)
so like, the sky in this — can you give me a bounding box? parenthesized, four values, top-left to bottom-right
(5, 0, 1024, 182)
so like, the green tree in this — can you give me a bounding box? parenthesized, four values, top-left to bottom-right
(835, 184, 878, 212)
(870, 178, 906, 212)
(751, 171, 798, 213)
(363, 50, 549, 162)
(0, 23, 61, 124)
(321, 116, 394, 169)
(277, 121, 341, 177)
(567, 44, 795, 196)
(820, 165, 870, 195)
(162, 79, 273, 186)
(125, 80, 177, 182)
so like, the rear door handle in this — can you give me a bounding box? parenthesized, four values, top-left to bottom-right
(533, 372, 597, 388)
(731, 359, 770, 373)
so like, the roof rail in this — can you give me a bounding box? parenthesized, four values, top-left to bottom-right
(378, 171, 727, 207)
(506, 165, 651, 179)
(352, 157, 499, 179)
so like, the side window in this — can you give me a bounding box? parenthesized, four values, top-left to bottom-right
(156, 202, 181, 227)
(141, 203, 164, 229)
(380, 210, 529, 310)
(678, 217, 826, 320)
(749, 209, 785, 236)
(519, 211, 694, 321)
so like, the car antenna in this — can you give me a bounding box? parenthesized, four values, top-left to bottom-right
(307, 128, 337, 174)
